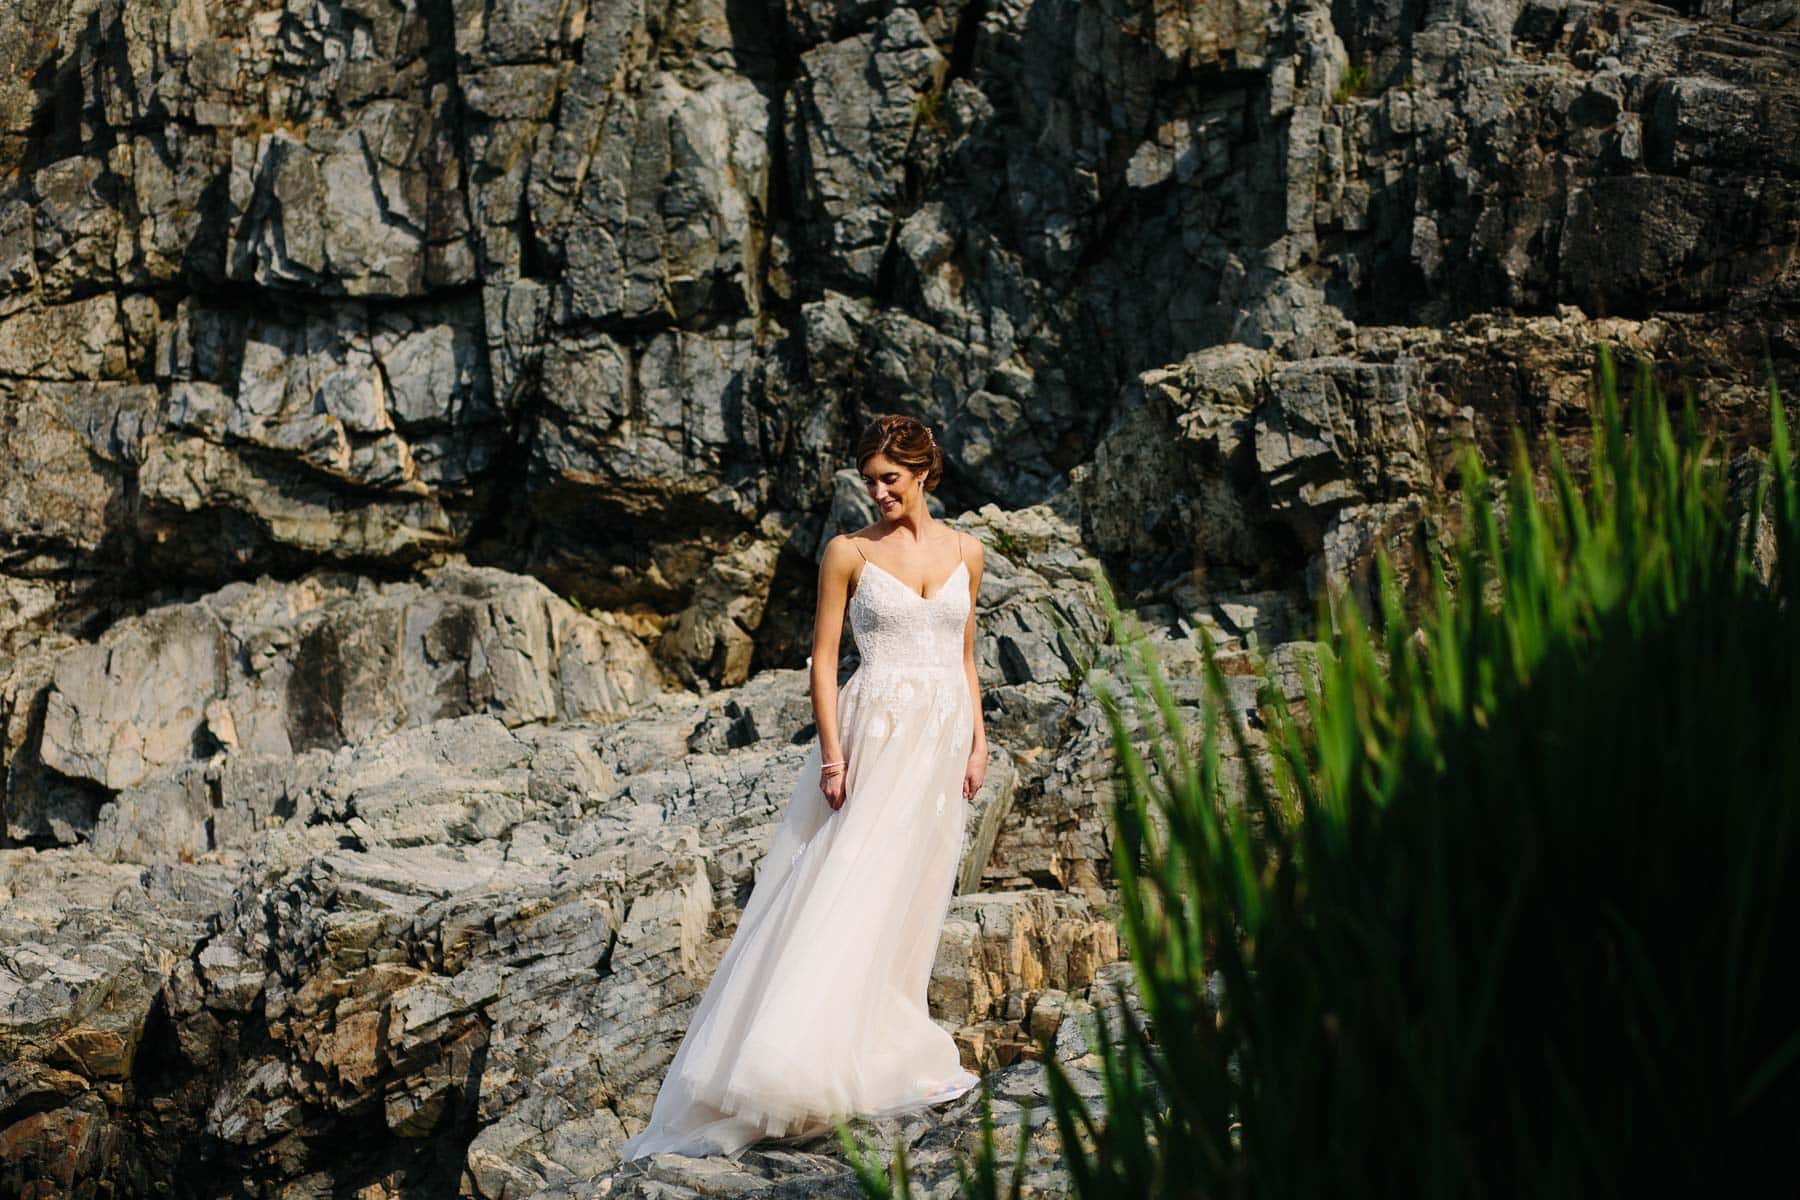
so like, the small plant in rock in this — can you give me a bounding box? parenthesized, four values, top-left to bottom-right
(988, 527, 1022, 561)
(1331, 61, 1373, 105)
(915, 87, 949, 133)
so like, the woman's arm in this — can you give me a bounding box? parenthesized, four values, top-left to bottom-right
(959, 531, 988, 799)
(811, 535, 857, 804)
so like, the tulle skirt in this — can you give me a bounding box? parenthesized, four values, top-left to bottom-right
(619, 662, 981, 1160)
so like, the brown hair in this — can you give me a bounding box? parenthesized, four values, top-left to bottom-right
(855, 414, 942, 491)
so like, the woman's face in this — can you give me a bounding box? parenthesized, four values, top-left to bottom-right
(859, 452, 923, 518)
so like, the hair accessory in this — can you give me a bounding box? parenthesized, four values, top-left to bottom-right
(926, 427, 937, 448)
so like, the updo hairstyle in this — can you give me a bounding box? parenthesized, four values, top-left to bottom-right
(855, 415, 942, 492)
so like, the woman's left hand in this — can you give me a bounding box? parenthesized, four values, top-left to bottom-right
(961, 749, 987, 800)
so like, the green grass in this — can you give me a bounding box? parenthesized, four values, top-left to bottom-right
(854, 345, 1800, 1196)
(915, 87, 949, 133)
(1331, 62, 1373, 105)
(840, 1088, 1029, 1200)
(989, 526, 1022, 561)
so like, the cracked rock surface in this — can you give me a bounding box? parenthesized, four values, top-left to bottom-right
(2, 0, 1796, 1195)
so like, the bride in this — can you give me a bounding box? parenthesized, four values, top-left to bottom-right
(619, 414, 987, 1161)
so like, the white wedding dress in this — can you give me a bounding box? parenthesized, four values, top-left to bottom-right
(619, 549, 982, 1161)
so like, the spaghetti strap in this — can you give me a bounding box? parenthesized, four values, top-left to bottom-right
(848, 538, 867, 597)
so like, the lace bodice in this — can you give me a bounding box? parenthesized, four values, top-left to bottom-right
(847, 559, 971, 671)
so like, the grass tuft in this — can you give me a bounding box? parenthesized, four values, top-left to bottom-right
(1331, 62, 1373, 105)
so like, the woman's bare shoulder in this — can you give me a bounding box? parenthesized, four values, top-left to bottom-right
(830, 528, 882, 549)
(821, 532, 867, 572)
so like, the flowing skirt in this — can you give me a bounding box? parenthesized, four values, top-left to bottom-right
(619, 662, 981, 1160)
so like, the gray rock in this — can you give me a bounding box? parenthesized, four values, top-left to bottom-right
(0, 0, 1792, 653)
(0, 296, 128, 381)
(226, 104, 453, 298)
(28, 565, 661, 798)
(538, 72, 771, 326)
(953, 500, 1110, 688)
(0, 382, 154, 573)
(31, 154, 128, 298)
(958, 746, 1017, 896)
(88, 772, 212, 864)
(1255, 356, 1429, 539)
(656, 515, 793, 691)
(685, 667, 819, 755)
(787, 8, 948, 286)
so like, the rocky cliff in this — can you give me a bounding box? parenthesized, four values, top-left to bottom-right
(2, 0, 1796, 1196)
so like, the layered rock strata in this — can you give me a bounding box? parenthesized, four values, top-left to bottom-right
(0, 0, 1793, 644)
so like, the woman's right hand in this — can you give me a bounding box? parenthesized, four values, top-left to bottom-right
(820, 760, 848, 811)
